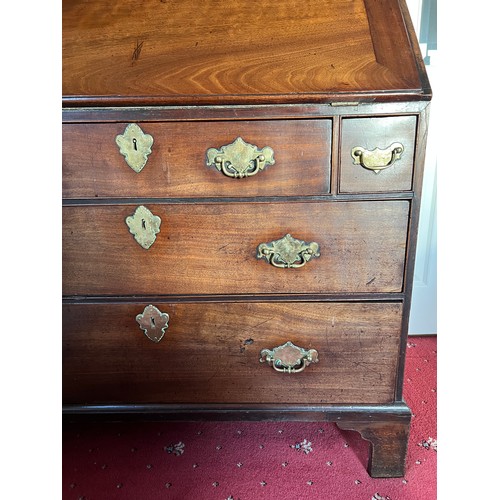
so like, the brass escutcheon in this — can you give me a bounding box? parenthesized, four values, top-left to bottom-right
(260, 341, 319, 374)
(351, 142, 404, 174)
(257, 233, 320, 268)
(125, 205, 161, 249)
(206, 137, 275, 178)
(136, 305, 170, 343)
(115, 123, 154, 173)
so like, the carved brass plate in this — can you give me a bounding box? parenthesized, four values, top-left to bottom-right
(125, 205, 161, 249)
(115, 123, 154, 173)
(206, 137, 275, 178)
(136, 305, 170, 343)
(351, 142, 404, 174)
(260, 341, 319, 373)
(257, 233, 320, 268)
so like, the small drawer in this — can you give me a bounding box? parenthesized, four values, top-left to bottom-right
(62, 200, 409, 296)
(62, 301, 403, 405)
(62, 119, 332, 199)
(339, 116, 417, 193)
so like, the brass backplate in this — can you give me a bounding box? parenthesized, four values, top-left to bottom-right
(125, 205, 161, 249)
(257, 233, 320, 268)
(136, 305, 170, 343)
(351, 142, 404, 174)
(115, 123, 154, 173)
(260, 341, 319, 373)
(206, 137, 275, 178)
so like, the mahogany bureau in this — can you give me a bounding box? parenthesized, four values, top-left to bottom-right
(62, 0, 431, 477)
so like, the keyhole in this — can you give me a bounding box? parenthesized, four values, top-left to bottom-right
(133, 138, 138, 151)
(150, 316, 156, 328)
(141, 219, 147, 230)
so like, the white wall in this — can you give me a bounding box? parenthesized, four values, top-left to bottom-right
(406, 0, 437, 335)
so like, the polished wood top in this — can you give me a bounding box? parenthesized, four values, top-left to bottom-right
(62, 0, 429, 106)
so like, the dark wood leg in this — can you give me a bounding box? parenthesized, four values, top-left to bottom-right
(337, 413, 411, 478)
(63, 402, 412, 477)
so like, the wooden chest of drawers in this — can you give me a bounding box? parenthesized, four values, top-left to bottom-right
(62, 0, 431, 478)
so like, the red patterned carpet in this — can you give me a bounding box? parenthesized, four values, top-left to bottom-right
(62, 336, 436, 499)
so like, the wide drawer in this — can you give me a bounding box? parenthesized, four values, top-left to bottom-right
(62, 200, 409, 296)
(339, 116, 417, 193)
(62, 119, 332, 199)
(62, 301, 403, 405)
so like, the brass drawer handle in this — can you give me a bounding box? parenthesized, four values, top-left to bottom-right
(206, 137, 275, 178)
(115, 123, 154, 173)
(351, 142, 404, 173)
(136, 305, 170, 343)
(260, 341, 319, 373)
(257, 233, 320, 268)
(125, 205, 161, 249)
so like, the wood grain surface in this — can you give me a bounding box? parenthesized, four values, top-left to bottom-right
(62, 200, 409, 296)
(61, 0, 432, 479)
(62, 0, 423, 104)
(339, 115, 417, 193)
(62, 301, 403, 404)
(63, 119, 332, 199)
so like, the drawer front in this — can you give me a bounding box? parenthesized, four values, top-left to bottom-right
(339, 116, 417, 193)
(62, 120, 332, 199)
(62, 301, 402, 405)
(62, 200, 409, 296)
